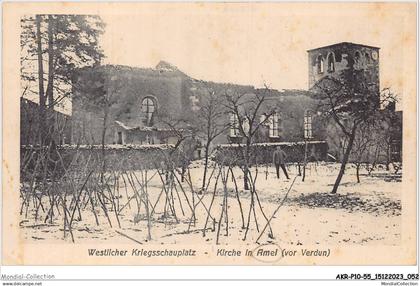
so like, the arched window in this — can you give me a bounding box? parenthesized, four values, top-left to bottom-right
(354, 51, 361, 67)
(327, 53, 335, 72)
(242, 118, 250, 135)
(229, 113, 240, 137)
(317, 55, 324, 74)
(269, 112, 279, 138)
(365, 52, 371, 64)
(142, 96, 156, 126)
(304, 110, 313, 139)
(115, 131, 125, 145)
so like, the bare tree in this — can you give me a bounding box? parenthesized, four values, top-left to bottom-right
(313, 69, 396, 193)
(224, 88, 276, 190)
(378, 97, 402, 171)
(196, 87, 229, 192)
(35, 15, 47, 145)
(350, 122, 377, 183)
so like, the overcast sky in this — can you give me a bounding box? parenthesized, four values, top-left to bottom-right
(99, 3, 413, 99)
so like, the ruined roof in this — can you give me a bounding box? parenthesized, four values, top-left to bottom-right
(76, 62, 307, 98)
(77, 61, 189, 79)
(155, 60, 180, 72)
(254, 88, 310, 97)
(307, 42, 380, 53)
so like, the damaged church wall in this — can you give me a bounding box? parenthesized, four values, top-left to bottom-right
(71, 64, 192, 145)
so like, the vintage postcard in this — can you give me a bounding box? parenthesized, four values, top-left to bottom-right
(2, 2, 417, 266)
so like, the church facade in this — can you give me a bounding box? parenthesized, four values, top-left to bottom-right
(70, 42, 401, 163)
(71, 62, 324, 146)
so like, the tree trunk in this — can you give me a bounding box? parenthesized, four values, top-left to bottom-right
(243, 166, 249, 190)
(302, 141, 308, 182)
(201, 143, 210, 191)
(181, 163, 186, 183)
(243, 143, 250, 190)
(36, 15, 46, 145)
(46, 15, 54, 109)
(101, 106, 109, 183)
(386, 141, 391, 171)
(356, 163, 360, 183)
(331, 131, 356, 194)
(46, 15, 55, 144)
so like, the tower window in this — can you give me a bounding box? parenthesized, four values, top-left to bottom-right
(327, 53, 335, 72)
(365, 52, 371, 64)
(317, 55, 324, 74)
(142, 97, 156, 126)
(354, 51, 361, 67)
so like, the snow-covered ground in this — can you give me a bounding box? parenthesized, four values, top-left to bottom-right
(20, 162, 402, 246)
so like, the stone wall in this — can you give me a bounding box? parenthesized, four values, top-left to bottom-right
(214, 141, 329, 166)
(21, 144, 178, 179)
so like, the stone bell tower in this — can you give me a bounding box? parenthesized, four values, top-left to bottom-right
(307, 42, 380, 95)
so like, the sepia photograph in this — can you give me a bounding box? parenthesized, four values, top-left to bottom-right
(2, 1, 417, 272)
